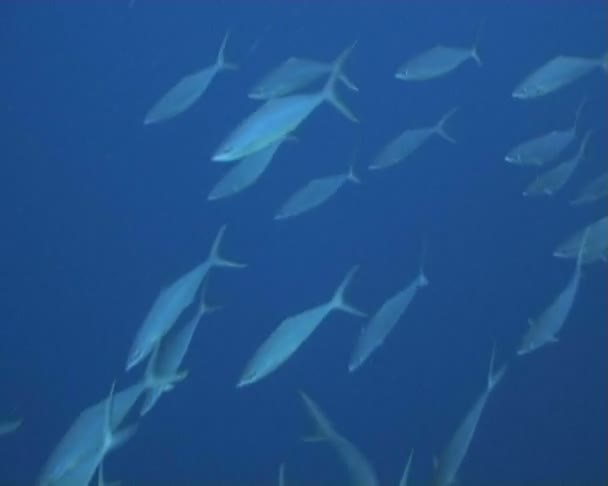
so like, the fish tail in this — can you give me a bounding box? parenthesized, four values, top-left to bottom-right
(435, 107, 458, 143)
(576, 227, 591, 269)
(217, 30, 238, 71)
(208, 225, 246, 269)
(195, 275, 223, 319)
(347, 164, 361, 184)
(471, 18, 485, 67)
(471, 46, 482, 67)
(323, 42, 359, 123)
(339, 72, 359, 92)
(331, 265, 366, 317)
(487, 342, 507, 391)
(601, 51, 608, 73)
(573, 96, 588, 134)
(418, 238, 430, 287)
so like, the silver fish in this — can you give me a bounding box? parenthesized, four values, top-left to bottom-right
(570, 172, 608, 206)
(300, 391, 380, 486)
(274, 165, 360, 221)
(505, 98, 586, 166)
(237, 266, 365, 388)
(249, 56, 358, 100)
(38, 383, 142, 486)
(553, 216, 607, 265)
(208, 137, 290, 201)
(140, 278, 220, 416)
(213, 43, 357, 162)
(144, 31, 237, 125)
(369, 108, 457, 170)
(126, 225, 244, 371)
(513, 52, 608, 99)
(349, 247, 429, 372)
(523, 130, 593, 197)
(396, 24, 483, 81)
(434, 347, 507, 486)
(518, 230, 589, 356)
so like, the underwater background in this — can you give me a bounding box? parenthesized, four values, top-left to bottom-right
(0, 1, 606, 485)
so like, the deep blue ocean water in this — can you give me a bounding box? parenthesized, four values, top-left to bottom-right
(0, 1, 606, 485)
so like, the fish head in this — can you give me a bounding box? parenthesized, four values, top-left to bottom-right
(247, 90, 266, 100)
(512, 84, 546, 100)
(395, 68, 411, 81)
(126, 343, 148, 372)
(212, 140, 243, 162)
(504, 151, 521, 164)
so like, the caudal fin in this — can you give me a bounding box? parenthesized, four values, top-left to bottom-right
(323, 42, 359, 123)
(487, 343, 507, 391)
(330, 265, 366, 317)
(434, 107, 458, 143)
(208, 225, 247, 269)
(217, 30, 238, 71)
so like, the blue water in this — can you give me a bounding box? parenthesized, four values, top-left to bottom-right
(1, 1, 606, 485)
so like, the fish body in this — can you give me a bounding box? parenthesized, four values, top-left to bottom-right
(213, 44, 357, 162)
(518, 231, 588, 355)
(570, 172, 608, 206)
(140, 281, 219, 415)
(237, 267, 364, 387)
(126, 225, 243, 371)
(369, 108, 457, 170)
(523, 130, 592, 197)
(513, 53, 608, 99)
(38, 384, 143, 486)
(249, 56, 357, 99)
(208, 137, 288, 201)
(554, 216, 608, 264)
(144, 32, 236, 124)
(396, 45, 480, 81)
(349, 269, 428, 372)
(434, 349, 507, 486)
(506, 99, 586, 166)
(274, 166, 359, 220)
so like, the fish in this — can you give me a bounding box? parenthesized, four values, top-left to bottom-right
(553, 216, 607, 265)
(523, 130, 593, 197)
(518, 230, 589, 356)
(505, 98, 586, 166)
(140, 278, 220, 416)
(38, 383, 143, 486)
(300, 391, 380, 486)
(0, 418, 22, 436)
(237, 266, 365, 388)
(212, 43, 358, 162)
(433, 347, 507, 486)
(349, 245, 429, 372)
(126, 225, 244, 371)
(513, 52, 608, 99)
(570, 172, 608, 206)
(274, 165, 360, 220)
(399, 450, 414, 486)
(395, 23, 483, 81)
(208, 137, 290, 201)
(369, 108, 457, 170)
(144, 31, 237, 125)
(249, 56, 358, 100)
(47, 382, 138, 486)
